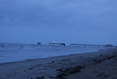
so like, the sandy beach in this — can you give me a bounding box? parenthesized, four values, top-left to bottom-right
(0, 48, 117, 79)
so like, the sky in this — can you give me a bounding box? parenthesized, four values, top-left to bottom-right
(0, 0, 117, 45)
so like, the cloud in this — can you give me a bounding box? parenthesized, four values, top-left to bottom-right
(0, 0, 117, 29)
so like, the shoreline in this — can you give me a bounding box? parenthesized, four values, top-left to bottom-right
(0, 48, 117, 79)
(0, 46, 101, 64)
(0, 48, 101, 64)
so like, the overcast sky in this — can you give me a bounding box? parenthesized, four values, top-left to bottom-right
(0, 0, 117, 45)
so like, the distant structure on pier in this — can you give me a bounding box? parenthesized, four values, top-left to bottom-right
(37, 42, 41, 45)
(49, 43, 66, 46)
